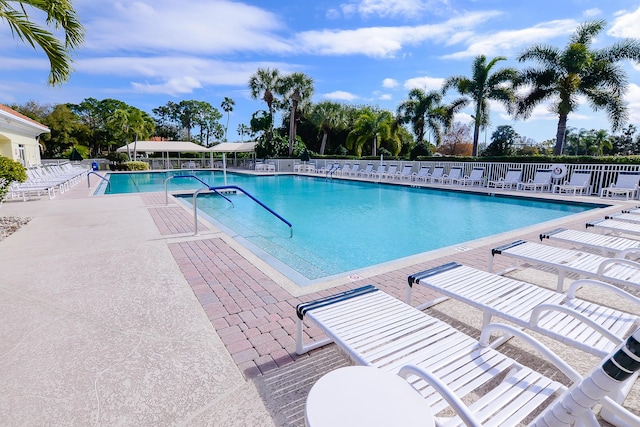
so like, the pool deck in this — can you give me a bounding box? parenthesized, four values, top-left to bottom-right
(1, 171, 639, 425)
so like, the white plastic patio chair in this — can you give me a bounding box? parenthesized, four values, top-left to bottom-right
(380, 164, 398, 179)
(407, 261, 640, 357)
(370, 164, 386, 179)
(488, 168, 522, 189)
(489, 239, 640, 292)
(516, 169, 553, 192)
(296, 285, 640, 426)
(600, 172, 640, 200)
(394, 165, 413, 180)
(453, 167, 485, 186)
(553, 171, 592, 195)
(540, 227, 640, 258)
(433, 167, 461, 184)
(586, 218, 640, 238)
(411, 166, 430, 182)
(357, 163, 374, 177)
(425, 166, 444, 183)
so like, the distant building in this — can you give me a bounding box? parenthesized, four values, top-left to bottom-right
(0, 104, 49, 166)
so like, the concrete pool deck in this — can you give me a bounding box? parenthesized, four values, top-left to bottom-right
(1, 172, 639, 425)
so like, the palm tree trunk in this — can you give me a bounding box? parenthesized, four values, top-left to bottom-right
(554, 114, 568, 155)
(472, 121, 481, 156)
(320, 131, 328, 155)
(372, 135, 377, 157)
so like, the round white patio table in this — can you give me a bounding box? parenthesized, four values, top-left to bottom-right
(305, 366, 434, 427)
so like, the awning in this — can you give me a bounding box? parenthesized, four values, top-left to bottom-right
(210, 142, 256, 153)
(116, 140, 210, 153)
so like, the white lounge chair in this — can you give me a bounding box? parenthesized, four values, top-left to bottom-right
(540, 227, 640, 258)
(346, 163, 359, 176)
(488, 168, 522, 189)
(334, 163, 351, 176)
(425, 166, 444, 183)
(369, 164, 386, 179)
(622, 206, 640, 215)
(411, 166, 430, 182)
(357, 163, 374, 177)
(587, 218, 640, 238)
(380, 164, 398, 180)
(407, 261, 640, 357)
(605, 213, 640, 224)
(553, 171, 592, 195)
(296, 285, 639, 426)
(600, 172, 640, 200)
(516, 169, 553, 192)
(453, 167, 485, 186)
(394, 165, 413, 181)
(433, 167, 461, 184)
(489, 239, 640, 292)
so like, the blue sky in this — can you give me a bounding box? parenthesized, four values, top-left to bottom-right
(2, 0, 640, 145)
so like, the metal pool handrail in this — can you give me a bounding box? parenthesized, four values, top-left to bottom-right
(87, 171, 111, 192)
(165, 175, 293, 237)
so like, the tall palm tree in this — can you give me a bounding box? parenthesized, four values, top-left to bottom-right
(279, 72, 314, 155)
(517, 20, 640, 155)
(248, 68, 281, 135)
(237, 123, 250, 142)
(346, 108, 394, 157)
(220, 97, 235, 141)
(397, 88, 467, 146)
(108, 109, 133, 160)
(443, 55, 518, 156)
(2, 0, 84, 85)
(308, 101, 345, 155)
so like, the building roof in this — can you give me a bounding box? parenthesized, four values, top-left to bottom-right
(116, 140, 210, 153)
(0, 103, 49, 135)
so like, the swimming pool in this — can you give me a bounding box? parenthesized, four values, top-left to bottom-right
(102, 171, 603, 285)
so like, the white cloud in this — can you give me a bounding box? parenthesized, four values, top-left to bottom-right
(77, 0, 292, 55)
(625, 83, 640, 124)
(379, 93, 392, 100)
(444, 19, 577, 59)
(296, 11, 501, 58)
(341, 0, 450, 19)
(323, 90, 358, 101)
(608, 6, 640, 38)
(583, 8, 602, 18)
(403, 76, 445, 91)
(382, 78, 399, 88)
(132, 77, 202, 96)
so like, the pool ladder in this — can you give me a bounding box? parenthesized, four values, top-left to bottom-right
(165, 175, 293, 237)
(87, 171, 111, 192)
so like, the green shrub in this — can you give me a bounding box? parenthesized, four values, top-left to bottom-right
(0, 156, 27, 202)
(124, 161, 149, 171)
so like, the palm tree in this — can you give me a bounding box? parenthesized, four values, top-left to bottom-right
(397, 88, 467, 146)
(346, 108, 393, 157)
(220, 97, 235, 141)
(279, 72, 314, 155)
(108, 109, 133, 160)
(248, 68, 281, 135)
(2, 0, 84, 85)
(517, 20, 640, 155)
(443, 55, 518, 156)
(237, 124, 250, 142)
(308, 101, 345, 155)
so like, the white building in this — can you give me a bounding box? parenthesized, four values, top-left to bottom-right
(0, 104, 49, 167)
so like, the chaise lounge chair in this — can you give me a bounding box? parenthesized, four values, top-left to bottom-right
(587, 218, 640, 238)
(296, 285, 640, 426)
(453, 167, 485, 186)
(540, 227, 640, 258)
(553, 171, 592, 195)
(488, 168, 522, 189)
(516, 169, 553, 192)
(489, 239, 640, 292)
(380, 164, 398, 180)
(357, 163, 374, 177)
(394, 165, 414, 180)
(605, 213, 640, 224)
(433, 167, 461, 184)
(425, 166, 444, 183)
(600, 172, 640, 200)
(369, 164, 386, 179)
(411, 166, 430, 182)
(407, 261, 640, 357)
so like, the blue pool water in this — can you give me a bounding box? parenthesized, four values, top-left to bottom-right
(103, 171, 601, 284)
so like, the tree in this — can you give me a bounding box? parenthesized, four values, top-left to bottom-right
(482, 125, 519, 156)
(517, 19, 640, 155)
(220, 97, 235, 141)
(438, 122, 473, 156)
(237, 123, 251, 142)
(248, 68, 281, 140)
(2, 0, 84, 85)
(443, 55, 518, 156)
(308, 101, 345, 155)
(396, 89, 465, 145)
(107, 107, 154, 160)
(43, 104, 84, 157)
(278, 72, 314, 156)
(346, 108, 394, 157)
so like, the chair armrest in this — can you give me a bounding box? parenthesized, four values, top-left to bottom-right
(597, 258, 640, 275)
(529, 304, 623, 345)
(479, 323, 582, 383)
(398, 364, 481, 427)
(567, 278, 640, 308)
